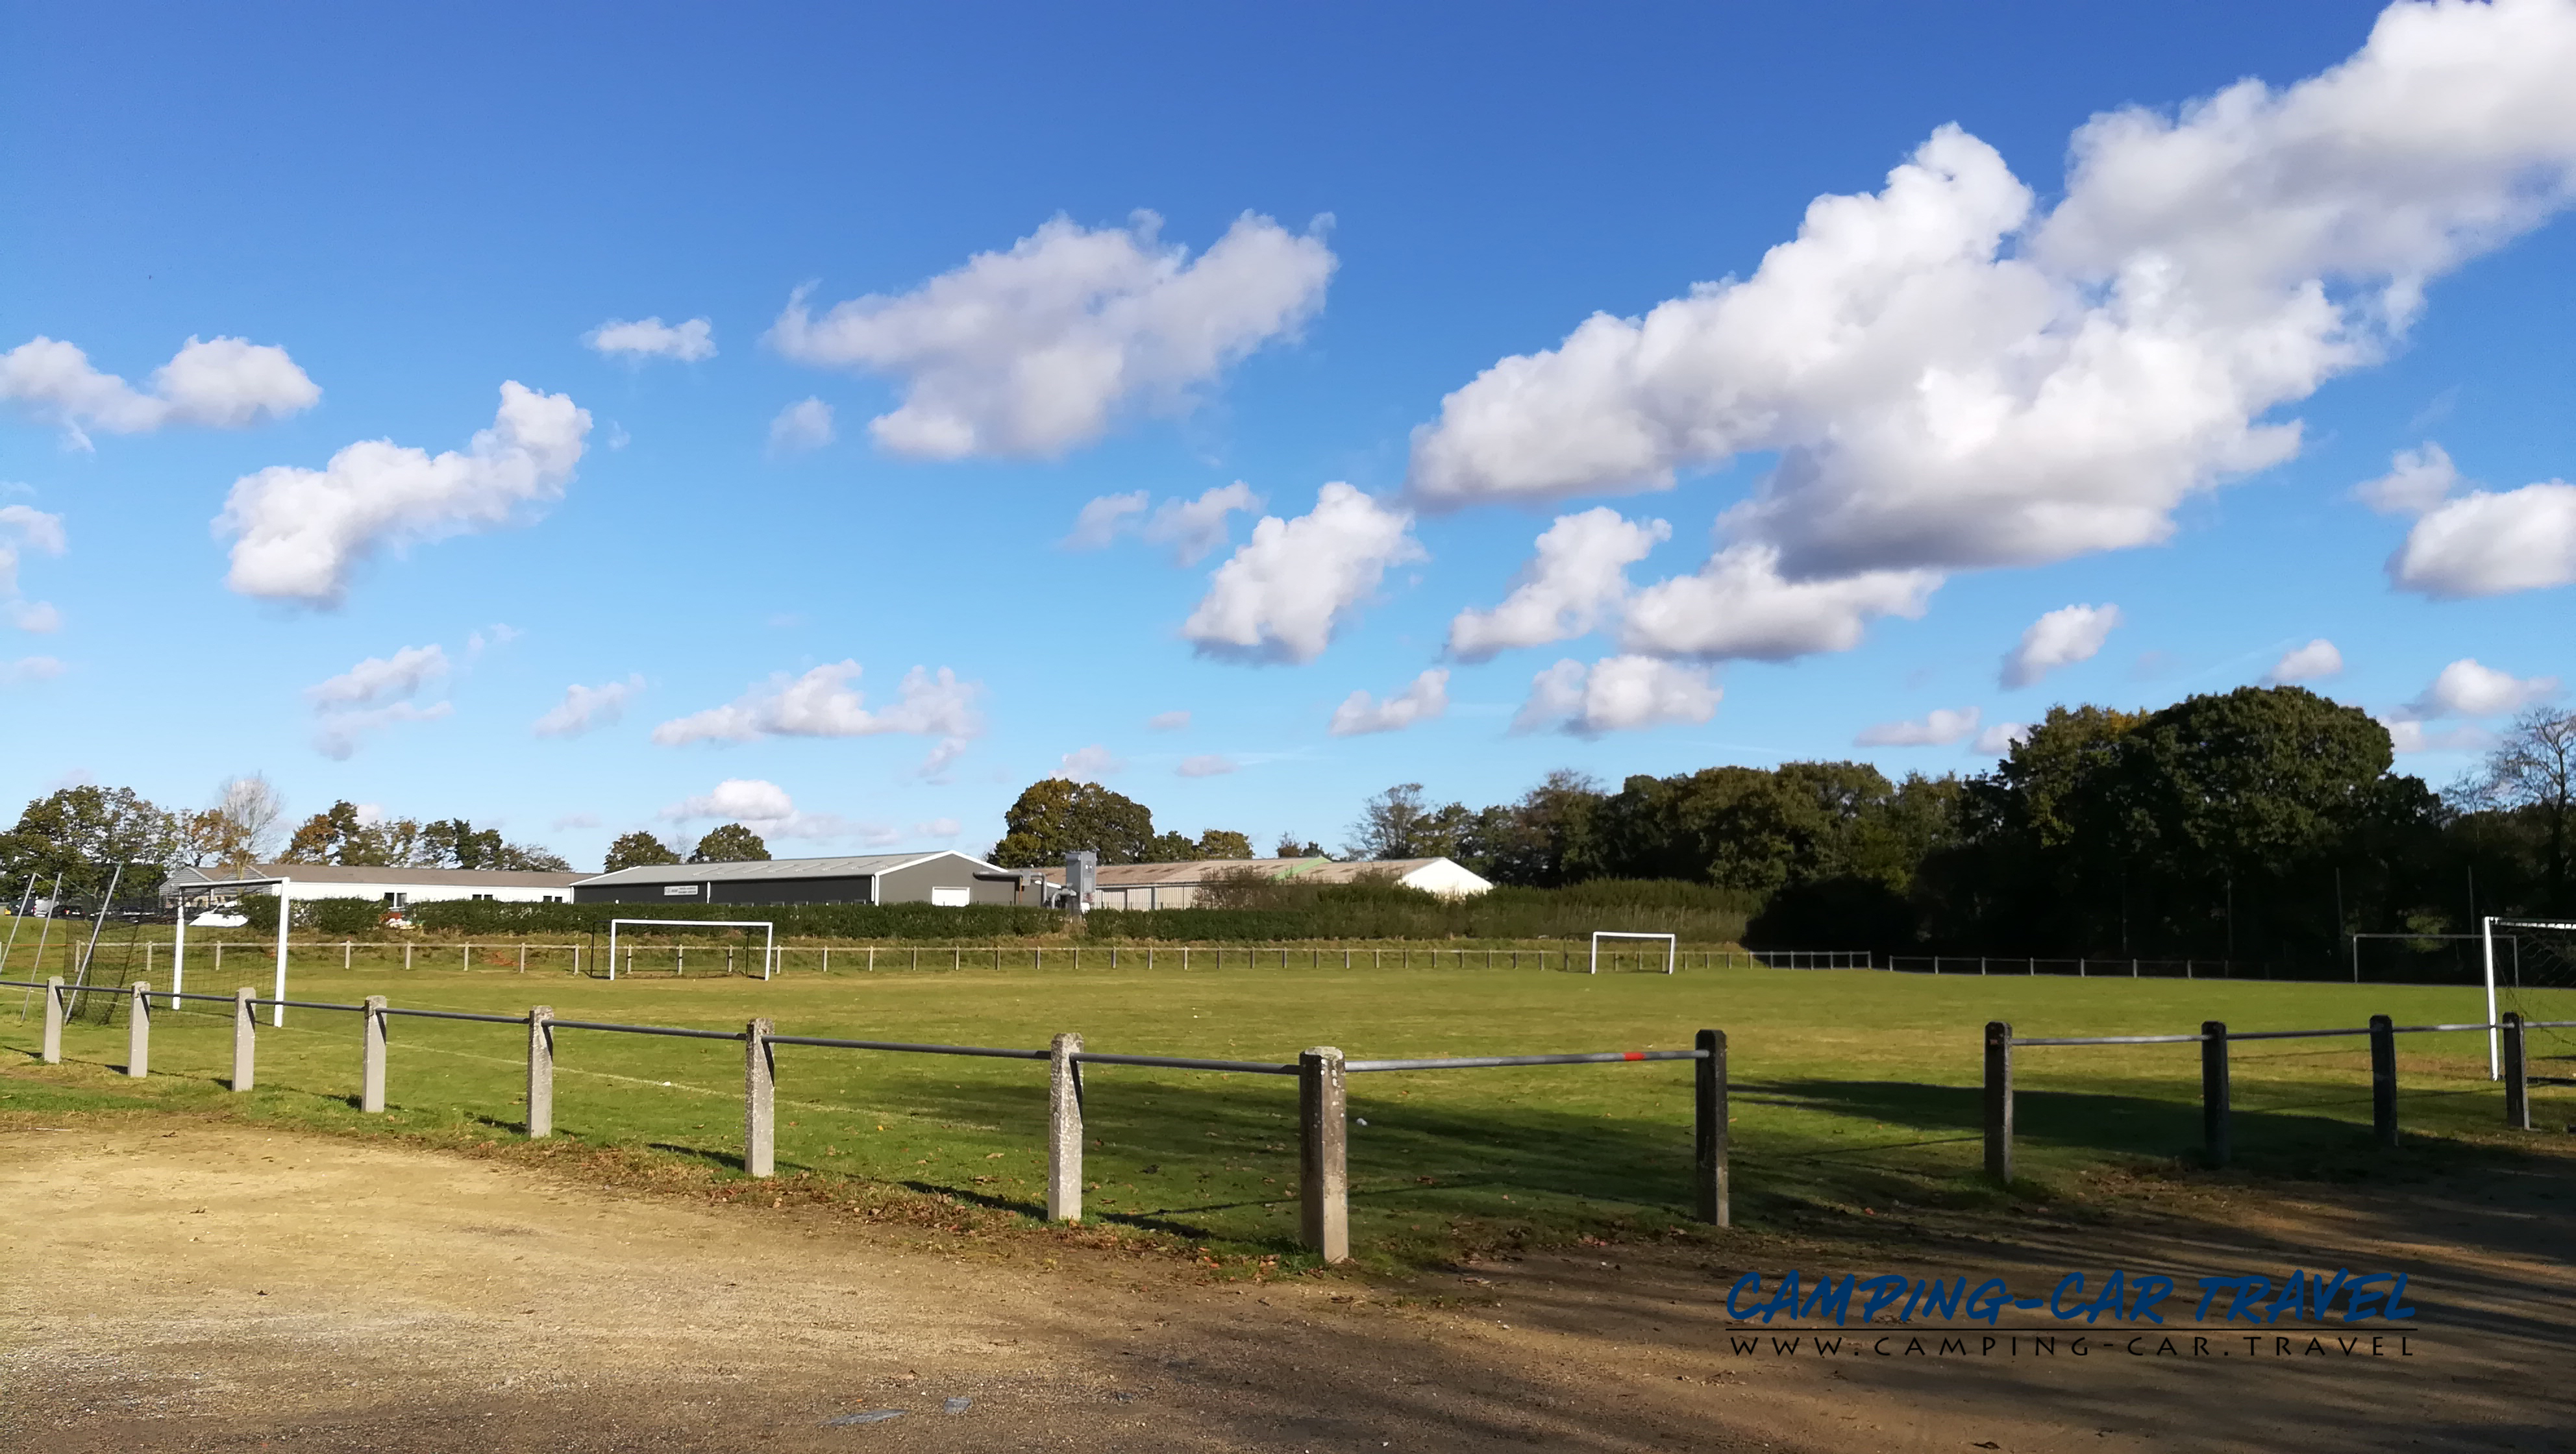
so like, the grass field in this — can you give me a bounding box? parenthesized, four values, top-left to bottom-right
(5, 957, 2569, 1269)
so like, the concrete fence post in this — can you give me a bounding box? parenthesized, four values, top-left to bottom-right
(744, 1017, 775, 1177)
(1983, 1021, 2013, 1185)
(232, 987, 256, 1091)
(126, 980, 152, 1078)
(1298, 1046, 1349, 1263)
(40, 976, 64, 1063)
(527, 1006, 555, 1139)
(1694, 1028, 1729, 1227)
(1048, 1032, 1084, 1222)
(2200, 1021, 2230, 1167)
(360, 994, 388, 1113)
(2501, 1011, 2529, 1131)
(2369, 1014, 2398, 1148)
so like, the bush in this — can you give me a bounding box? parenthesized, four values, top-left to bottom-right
(304, 896, 388, 935)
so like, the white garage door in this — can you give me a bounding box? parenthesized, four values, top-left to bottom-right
(930, 886, 969, 907)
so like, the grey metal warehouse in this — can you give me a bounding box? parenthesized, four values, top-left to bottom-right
(571, 852, 1019, 907)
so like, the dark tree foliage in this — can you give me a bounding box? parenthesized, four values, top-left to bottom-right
(604, 830, 682, 872)
(1195, 829, 1254, 859)
(687, 823, 771, 863)
(989, 780, 1156, 867)
(281, 801, 567, 872)
(1273, 835, 1330, 859)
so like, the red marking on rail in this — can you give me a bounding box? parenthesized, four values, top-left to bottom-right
(1623, 1051, 1646, 1061)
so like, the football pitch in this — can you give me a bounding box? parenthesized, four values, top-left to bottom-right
(5, 959, 2567, 1266)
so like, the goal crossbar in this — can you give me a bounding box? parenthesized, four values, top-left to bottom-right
(606, 918, 777, 981)
(1589, 931, 1677, 976)
(171, 876, 293, 1027)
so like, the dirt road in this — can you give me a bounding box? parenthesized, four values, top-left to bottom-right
(3, 1118, 2569, 1452)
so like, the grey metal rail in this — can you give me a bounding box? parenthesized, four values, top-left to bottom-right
(545, 1018, 744, 1041)
(767, 1033, 1043, 1060)
(1072, 1052, 1295, 1074)
(1346, 1048, 1706, 1072)
(2015, 1018, 2576, 1047)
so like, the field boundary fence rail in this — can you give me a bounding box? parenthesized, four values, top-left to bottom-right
(1980, 1011, 2575, 1182)
(1, 975, 1728, 1264)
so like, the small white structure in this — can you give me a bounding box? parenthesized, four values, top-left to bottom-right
(162, 863, 585, 911)
(1042, 856, 1493, 911)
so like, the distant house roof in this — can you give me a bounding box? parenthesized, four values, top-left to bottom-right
(166, 863, 587, 890)
(575, 851, 1001, 887)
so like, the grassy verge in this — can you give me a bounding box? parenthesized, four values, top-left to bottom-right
(5, 962, 2569, 1272)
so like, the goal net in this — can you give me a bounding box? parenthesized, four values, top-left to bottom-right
(2490, 918, 2576, 1076)
(1589, 931, 1676, 975)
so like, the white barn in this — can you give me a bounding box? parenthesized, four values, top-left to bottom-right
(162, 863, 586, 911)
(1041, 856, 1494, 911)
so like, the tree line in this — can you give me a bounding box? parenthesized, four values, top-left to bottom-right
(1342, 687, 2575, 964)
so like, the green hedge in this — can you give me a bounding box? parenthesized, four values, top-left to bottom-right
(1082, 881, 1753, 944)
(233, 894, 386, 935)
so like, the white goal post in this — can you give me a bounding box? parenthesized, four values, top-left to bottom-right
(2485, 916, 2576, 1080)
(1590, 931, 1677, 976)
(171, 875, 293, 1027)
(606, 918, 776, 981)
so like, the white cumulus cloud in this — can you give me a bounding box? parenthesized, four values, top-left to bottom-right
(1065, 491, 1150, 549)
(1512, 656, 1720, 737)
(0, 503, 67, 630)
(2002, 604, 2120, 688)
(1328, 669, 1450, 736)
(650, 661, 982, 746)
(1058, 745, 1122, 783)
(2385, 720, 2492, 754)
(305, 645, 454, 759)
(218, 382, 589, 606)
(1972, 721, 2033, 755)
(1448, 509, 1668, 661)
(770, 211, 1335, 459)
(2394, 658, 2560, 721)
(584, 316, 715, 363)
(1407, 1, 2576, 656)
(1856, 706, 1983, 747)
(769, 397, 836, 455)
(0, 655, 66, 687)
(1620, 542, 1938, 661)
(2355, 443, 2462, 515)
(1182, 483, 1422, 663)
(1146, 709, 1191, 732)
(2390, 480, 2576, 598)
(1176, 754, 1237, 778)
(1143, 482, 1263, 565)
(1, 334, 318, 445)
(307, 645, 451, 709)
(660, 778, 858, 840)
(2264, 639, 2345, 684)
(534, 675, 645, 738)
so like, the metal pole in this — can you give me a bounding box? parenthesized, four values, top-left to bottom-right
(2369, 1014, 2398, 1148)
(360, 994, 388, 1113)
(76, 863, 123, 987)
(2501, 1011, 2528, 1131)
(0, 874, 34, 981)
(527, 1006, 554, 1138)
(1048, 1032, 1083, 1222)
(22, 880, 62, 1018)
(2200, 1021, 2229, 1167)
(744, 1018, 775, 1177)
(1983, 1021, 2013, 1184)
(270, 878, 292, 1028)
(1298, 1046, 1349, 1263)
(232, 987, 256, 1090)
(1694, 1028, 1728, 1227)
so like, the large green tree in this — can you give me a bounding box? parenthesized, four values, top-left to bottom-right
(0, 785, 175, 902)
(604, 831, 682, 872)
(989, 780, 1157, 867)
(688, 823, 771, 863)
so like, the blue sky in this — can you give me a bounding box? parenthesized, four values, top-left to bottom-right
(6, 0, 2573, 867)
